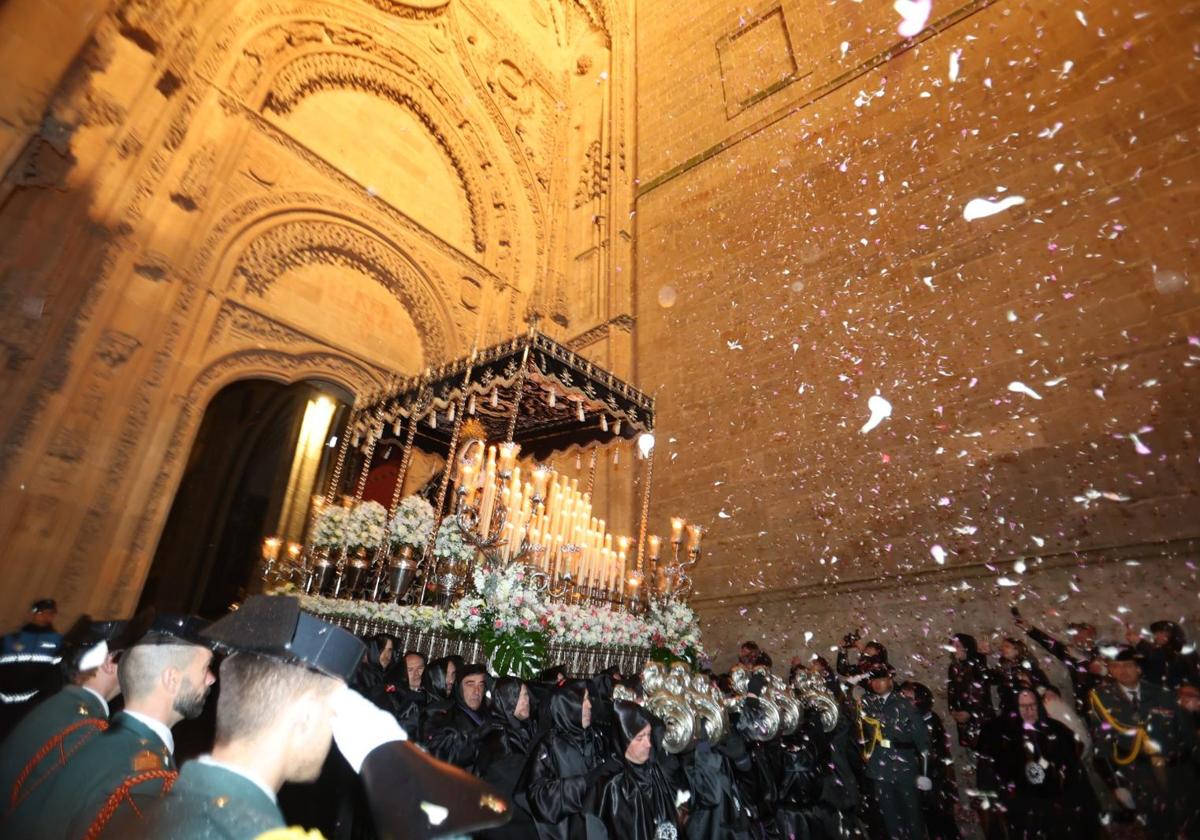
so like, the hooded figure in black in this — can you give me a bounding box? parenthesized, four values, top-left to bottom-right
(478, 677, 539, 840)
(517, 680, 608, 840)
(724, 695, 778, 829)
(977, 688, 1096, 840)
(946, 632, 996, 749)
(593, 700, 681, 840)
(351, 634, 394, 697)
(372, 649, 427, 740)
(769, 708, 836, 840)
(1135, 621, 1200, 689)
(679, 702, 753, 840)
(426, 662, 490, 771)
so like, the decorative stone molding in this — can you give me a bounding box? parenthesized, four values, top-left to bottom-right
(260, 50, 486, 253)
(574, 139, 609, 207)
(95, 330, 142, 368)
(115, 345, 388, 612)
(565, 314, 634, 350)
(231, 217, 453, 362)
(358, 0, 450, 18)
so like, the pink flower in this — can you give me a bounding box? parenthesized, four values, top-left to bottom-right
(470, 607, 480, 616)
(494, 619, 504, 629)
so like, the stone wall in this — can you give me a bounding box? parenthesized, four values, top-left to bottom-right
(634, 0, 1200, 670)
(0, 0, 638, 625)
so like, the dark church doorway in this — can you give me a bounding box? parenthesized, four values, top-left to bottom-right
(138, 378, 352, 618)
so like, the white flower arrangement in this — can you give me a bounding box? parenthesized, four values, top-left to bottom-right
(311, 506, 350, 548)
(432, 518, 476, 564)
(471, 564, 548, 633)
(346, 500, 388, 551)
(389, 495, 435, 550)
(297, 580, 703, 656)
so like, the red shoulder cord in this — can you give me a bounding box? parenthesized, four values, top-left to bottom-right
(10, 718, 109, 810)
(83, 768, 179, 840)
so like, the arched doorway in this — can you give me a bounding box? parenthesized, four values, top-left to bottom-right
(139, 378, 352, 618)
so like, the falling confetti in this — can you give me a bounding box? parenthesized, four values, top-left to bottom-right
(1129, 433, 1151, 455)
(949, 49, 962, 82)
(931, 544, 947, 565)
(894, 0, 932, 37)
(860, 395, 893, 434)
(963, 196, 1027, 222)
(657, 285, 677, 308)
(997, 577, 1020, 587)
(1007, 381, 1043, 400)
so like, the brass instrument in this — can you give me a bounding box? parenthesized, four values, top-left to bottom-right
(791, 669, 840, 733)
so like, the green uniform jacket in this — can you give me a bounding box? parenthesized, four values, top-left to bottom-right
(119, 759, 285, 839)
(0, 685, 108, 817)
(4, 710, 174, 840)
(859, 691, 931, 782)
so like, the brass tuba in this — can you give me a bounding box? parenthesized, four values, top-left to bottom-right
(644, 691, 695, 754)
(768, 674, 802, 736)
(791, 669, 840, 733)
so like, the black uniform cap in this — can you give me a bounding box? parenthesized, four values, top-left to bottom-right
(201, 595, 364, 683)
(31, 598, 57, 613)
(134, 612, 212, 647)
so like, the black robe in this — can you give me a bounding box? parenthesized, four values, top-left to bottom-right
(477, 678, 539, 840)
(978, 713, 1095, 839)
(681, 736, 753, 840)
(593, 700, 681, 840)
(771, 719, 836, 840)
(425, 665, 489, 772)
(517, 682, 608, 840)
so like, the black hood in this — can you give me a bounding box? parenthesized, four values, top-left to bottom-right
(547, 680, 589, 736)
(612, 700, 657, 759)
(422, 657, 454, 698)
(953, 633, 979, 658)
(451, 663, 489, 713)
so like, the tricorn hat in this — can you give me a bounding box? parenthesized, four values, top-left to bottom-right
(360, 740, 512, 838)
(201, 595, 364, 683)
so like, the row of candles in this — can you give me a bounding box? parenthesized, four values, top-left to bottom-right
(455, 440, 705, 595)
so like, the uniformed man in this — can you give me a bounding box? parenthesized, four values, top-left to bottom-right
(858, 664, 932, 840)
(1, 599, 62, 656)
(116, 594, 512, 839)
(1088, 645, 1199, 836)
(0, 615, 129, 814)
(2, 612, 214, 839)
(0, 599, 66, 737)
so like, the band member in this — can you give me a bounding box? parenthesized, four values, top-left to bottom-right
(1089, 646, 1199, 836)
(858, 665, 931, 840)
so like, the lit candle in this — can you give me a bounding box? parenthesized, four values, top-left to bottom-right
(670, 517, 686, 544)
(286, 542, 302, 561)
(531, 464, 552, 499)
(687, 523, 705, 552)
(647, 535, 662, 561)
(262, 537, 281, 561)
(498, 441, 520, 473)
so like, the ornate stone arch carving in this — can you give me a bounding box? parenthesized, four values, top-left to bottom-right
(258, 50, 488, 254)
(232, 216, 454, 361)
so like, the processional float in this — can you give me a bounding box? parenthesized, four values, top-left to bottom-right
(260, 330, 707, 677)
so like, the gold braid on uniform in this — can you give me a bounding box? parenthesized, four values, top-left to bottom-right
(1089, 690, 1153, 766)
(256, 829, 329, 840)
(10, 718, 109, 810)
(859, 713, 884, 761)
(83, 768, 179, 840)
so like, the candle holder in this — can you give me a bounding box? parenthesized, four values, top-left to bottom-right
(387, 545, 420, 604)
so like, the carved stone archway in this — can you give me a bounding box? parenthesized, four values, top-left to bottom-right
(112, 346, 387, 614)
(192, 195, 461, 365)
